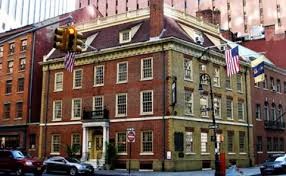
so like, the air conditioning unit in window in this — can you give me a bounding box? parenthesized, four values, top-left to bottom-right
(194, 34, 204, 45)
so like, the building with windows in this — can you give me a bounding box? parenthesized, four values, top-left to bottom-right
(76, 0, 286, 35)
(40, 1, 254, 171)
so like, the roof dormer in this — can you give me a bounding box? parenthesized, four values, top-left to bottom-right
(119, 23, 142, 44)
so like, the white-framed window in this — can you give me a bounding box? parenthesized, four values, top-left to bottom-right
(51, 135, 60, 154)
(19, 58, 26, 71)
(141, 131, 153, 153)
(227, 131, 234, 153)
(116, 132, 127, 154)
(7, 60, 13, 74)
(239, 131, 245, 152)
(140, 90, 153, 115)
(71, 134, 81, 154)
(54, 72, 63, 91)
(199, 63, 207, 84)
(213, 67, 220, 87)
(185, 90, 193, 115)
(264, 103, 270, 121)
(185, 131, 193, 153)
(141, 57, 153, 80)
(238, 101, 245, 121)
(73, 69, 82, 89)
(117, 62, 128, 83)
(119, 30, 131, 43)
(93, 96, 104, 112)
(256, 104, 261, 120)
(21, 39, 27, 51)
(53, 100, 62, 121)
(94, 65, 104, 86)
(201, 132, 208, 153)
(184, 59, 192, 81)
(0, 46, 3, 57)
(116, 93, 127, 117)
(225, 76, 232, 90)
(226, 98, 233, 119)
(214, 97, 221, 118)
(72, 98, 82, 119)
(200, 95, 208, 117)
(237, 74, 243, 92)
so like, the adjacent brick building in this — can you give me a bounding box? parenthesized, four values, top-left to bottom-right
(40, 1, 254, 171)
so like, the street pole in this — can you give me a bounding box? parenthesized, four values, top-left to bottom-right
(199, 73, 220, 176)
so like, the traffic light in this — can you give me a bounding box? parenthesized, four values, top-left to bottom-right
(66, 26, 85, 52)
(53, 27, 67, 51)
(74, 31, 84, 52)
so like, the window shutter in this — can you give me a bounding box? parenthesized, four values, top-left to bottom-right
(174, 132, 184, 151)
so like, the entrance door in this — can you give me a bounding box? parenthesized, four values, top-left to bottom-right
(94, 135, 103, 159)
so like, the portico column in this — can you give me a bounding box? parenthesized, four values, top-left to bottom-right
(81, 127, 88, 161)
(102, 126, 108, 161)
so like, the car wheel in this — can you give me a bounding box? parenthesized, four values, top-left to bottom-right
(69, 167, 78, 176)
(15, 168, 23, 176)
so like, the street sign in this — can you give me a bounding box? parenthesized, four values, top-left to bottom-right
(209, 124, 219, 129)
(127, 128, 135, 143)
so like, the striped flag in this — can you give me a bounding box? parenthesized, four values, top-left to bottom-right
(64, 51, 76, 72)
(225, 46, 240, 77)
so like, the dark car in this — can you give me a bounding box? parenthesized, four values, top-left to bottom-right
(43, 156, 94, 176)
(260, 154, 286, 175)
(0, 149, 43, 176)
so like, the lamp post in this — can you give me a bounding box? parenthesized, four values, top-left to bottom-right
(199, 73, 220, 176)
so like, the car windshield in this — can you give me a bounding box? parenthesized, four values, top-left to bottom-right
(12, 151, 25, 159)
(275, 156, 285, 162)
(65, 157, 80, 163)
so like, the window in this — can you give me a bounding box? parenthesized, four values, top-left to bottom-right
(53, 100, 62, 121)
(54, 72, 63, 91)
(278, 105, 283, 123)
(71, 134, 80, 153)
(201, 132, 208, 153)
(225, 76, 231, 89)
(93, 96, 104, 112)
(185, 131, 193, 153)
(73, 69, 82, 89)
(213, 67, 220, 87)
(239, 132, 245, 152)
(184, 90, 193, 115)
(238, 101, 244, 120)
(256, 104, 261, 120)
(141, 58, 153, 80)
(184, 59, 192, 81)
(280, 138, 284, 151)
(270, 77, 275, 91)
(273, 137, 278, 151)
(200, 95, 208, 117)
(284, 82, 286, 93)
(277, 79, 281, 93)
(9, 43, 15, 54)
(0, 46, 3, 57)
(212, 97, 220, 118)
(7, 60, 13, 73)
(227, 131, 234, 152)
(256, 136, 262, 152)
(94, 65, 104, 86)
(263, 75, 267, 89)
(117, 62, 128, 83)
(116, 132, 127, 153)
(141, 131, 153, 153)
(3, 103, 11, 119)
(16, 102, 23, 119)
(119, 30, 131, 43)
(19, 58, 26, 71)
(237, 74, 242, 92)
(271, 104, 276, 121)
(174, 132, 184, 151)
(116, 93, 127, 117)
(199, 63, 207, 84)
(51, 135, 60, 153)
(267, 137, 272, 151)
(17, 78, 24, 92)
(264, 103, 269, 121)
(140, 90, 153, 115)
(5, 80, 12, 94)
(20, 39, 27, 51)
(216, 133, 222, 152)
(29, 134, 36, 149)
(72, 98, 82, 119)
(226, 98, 233, 119)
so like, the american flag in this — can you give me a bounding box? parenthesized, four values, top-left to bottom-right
(64, 51, 76, 72)
(225, 46, 240, 77)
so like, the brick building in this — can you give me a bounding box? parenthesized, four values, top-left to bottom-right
(40, 1, 254, 171)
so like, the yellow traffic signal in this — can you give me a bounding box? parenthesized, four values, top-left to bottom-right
(53, 27, 67, 51)
(66, 26, 76, 51)
(74, 31, 84, 52)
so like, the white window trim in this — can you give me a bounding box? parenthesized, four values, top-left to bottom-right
(184, 59, 193, 81)
(213, 67, 220, 87)
(51, 135, 61, 154)
(93, 96, 104, 111)
(71, 98, 82, 120)
(116, 93, 127, 117)
(54, 72, 63, 92)
(200, 95, 209, 118)
(214, 97, 221, 119)
(141, 131, 153, 153)
(184, 90, 193, 116)
(238, 102, 245, 121)
(53, 100, 62, 121)
(119, 29, 132, 43)
(116, 61, 128, 84)
(227, 99, 233, 120)
(140, 57, 153, 81)
(73, 69, 83, 89)
(94, 65, 104, 87)
(71, 133, 81, 155)
(116, 132, 127, 155)
(140, 90, 154, 115)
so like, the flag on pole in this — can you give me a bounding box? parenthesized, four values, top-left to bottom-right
(64, 51, 76, 72)
(251, 55, 265, 83)
(225, 46, 240, 77)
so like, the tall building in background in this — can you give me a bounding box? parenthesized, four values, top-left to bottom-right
(0, 0, 76, 32)
(76, 0, 286, 35)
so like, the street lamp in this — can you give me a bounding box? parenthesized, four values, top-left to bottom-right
(199, 73, 220, 176)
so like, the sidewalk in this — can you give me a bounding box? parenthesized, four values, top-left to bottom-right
(95, 167, 261, 176)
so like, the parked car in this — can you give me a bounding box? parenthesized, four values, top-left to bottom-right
(260, 154, 286, 175)
(0, 149, 43, 176)
(43, 156, 94, 176)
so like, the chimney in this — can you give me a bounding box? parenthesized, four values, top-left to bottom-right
(264, 24, 275, 41)
(149, 0, 164, 38)
(196, 9, 221, 26)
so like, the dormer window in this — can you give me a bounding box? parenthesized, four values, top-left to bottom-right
(120, 30, 131, 43)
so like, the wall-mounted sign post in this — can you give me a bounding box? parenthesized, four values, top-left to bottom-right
(127, 128, 135, 175)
